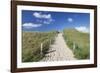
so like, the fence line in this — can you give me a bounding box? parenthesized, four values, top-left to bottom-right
(40, 43, 43, 56)
(73, 42, 76, 51)
(39, 33, 58, 57)
(40, 38, 54, 56)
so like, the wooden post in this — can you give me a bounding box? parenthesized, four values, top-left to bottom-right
(73, 42, 75, 51)
(40, 43, 43, 56)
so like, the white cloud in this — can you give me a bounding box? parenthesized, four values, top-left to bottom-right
(33, 12, 55, 25)
(75, 26, 89, 33)
(22, 23, 42, 28)
(68, 18, 73, 22)
(49, 18, 55, 22)
(33, 12, 51, 19)
(43, 21, 50, 24)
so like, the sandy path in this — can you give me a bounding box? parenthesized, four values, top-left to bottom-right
(40, 33, 76, 62)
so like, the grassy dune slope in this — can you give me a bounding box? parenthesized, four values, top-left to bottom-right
(22, 31, 57, 62)
(63, 29, 90, 59)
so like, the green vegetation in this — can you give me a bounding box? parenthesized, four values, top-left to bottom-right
(22, 31, 57, 62)
(63, 29, 90, 59)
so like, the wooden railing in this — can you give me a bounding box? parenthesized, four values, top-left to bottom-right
(40, 37, 56, 56)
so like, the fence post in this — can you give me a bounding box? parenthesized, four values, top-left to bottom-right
(50, 39, 51, 45)
(40, 43, 43, 56)
(73, 42, 75, 51)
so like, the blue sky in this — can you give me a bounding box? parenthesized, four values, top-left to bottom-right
(22, 10, 90, 32)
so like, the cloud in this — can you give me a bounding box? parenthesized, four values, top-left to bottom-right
(49, 18, 55, 22)
(75, 26, 89, 33)
(67, 18, 73, 22)
(33, 12, 51, 19)
(22, 23, 42, 28)
(33, 12, 55, 25)
(43, 21, 50, 24)
(36, 18, 55, 25)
